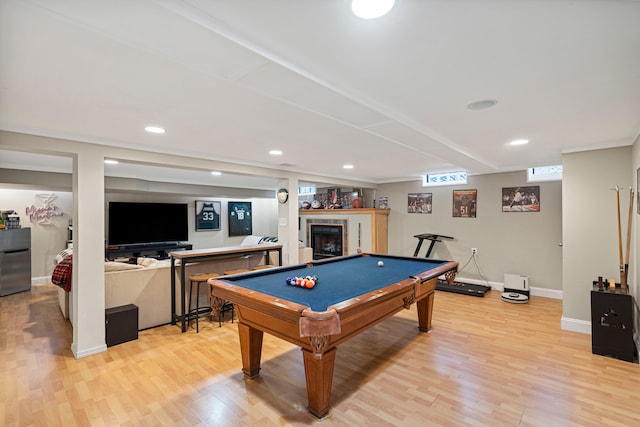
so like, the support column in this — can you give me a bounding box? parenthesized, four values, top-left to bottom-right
(71, 149, 107, 358)
(277, 177, 299, 266)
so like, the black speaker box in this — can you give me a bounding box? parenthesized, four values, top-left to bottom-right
(105, 304, 139, 347)
(590, 289, 635, 363)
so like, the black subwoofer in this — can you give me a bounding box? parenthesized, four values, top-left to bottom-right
(105, 304, 139, 347)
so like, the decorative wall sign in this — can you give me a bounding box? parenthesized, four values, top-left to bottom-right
(195, 200, 221, 231)
(26, 193, 64, 225)
(502, 186, 540, 212)
(228, 201, 252, 236)
(408, 193, 432, 214)
(452, 189, 477, 218)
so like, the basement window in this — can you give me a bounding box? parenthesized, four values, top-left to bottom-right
(527, 165, 563, 182)
(422, 171, 468, 187)
(298, 186, 316, 195)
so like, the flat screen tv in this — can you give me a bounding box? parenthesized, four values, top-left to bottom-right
(108, 202, 189, 246)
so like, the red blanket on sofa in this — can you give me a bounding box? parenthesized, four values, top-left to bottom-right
(52, 254, 72, 292)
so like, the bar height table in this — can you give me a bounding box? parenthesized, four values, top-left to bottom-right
(170, 244, 283, 332)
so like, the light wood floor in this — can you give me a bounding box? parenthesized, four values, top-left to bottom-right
(1, 284, 639, 427)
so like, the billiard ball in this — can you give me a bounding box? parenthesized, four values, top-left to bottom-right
(377, 261, 384, 267)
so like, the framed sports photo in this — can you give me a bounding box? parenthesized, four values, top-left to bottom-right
(452, 189, 477, 218)
(195, 200, 221, 231)
(228, 201, 252, 236)
(408, 193, 432, 214)
(502, 186, 540, 212)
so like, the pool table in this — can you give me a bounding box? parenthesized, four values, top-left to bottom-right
(208, 253, 458, 419)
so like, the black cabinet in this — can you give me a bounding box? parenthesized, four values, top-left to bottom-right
(106, 304, 138, 347)
(590, 288, 636, 363)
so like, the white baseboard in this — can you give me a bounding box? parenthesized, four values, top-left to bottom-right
(454, 276, 502, 289)
(71, 343, 107, 359)
(530, 287, 563, 300)
(32, 275, 52, 285)
(455, 276, 563, 300)
(561, 316, 591, 335)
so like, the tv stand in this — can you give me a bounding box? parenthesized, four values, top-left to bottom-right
(106, 242, 193, 261)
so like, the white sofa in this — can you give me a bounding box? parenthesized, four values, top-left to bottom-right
(104, 259, 173, 330)
(57, 259, 173, 330)
(57, 241, 313, 330)
(58, 252, 276, 330)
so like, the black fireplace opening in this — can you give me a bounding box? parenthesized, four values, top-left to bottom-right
(310, 224, 344, 260)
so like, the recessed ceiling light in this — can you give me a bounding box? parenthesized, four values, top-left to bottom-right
(144, 126, 165, 134)
(509, 139, 529, 146)
(104, 159, 118, 165)
(211, 171, 222, 176)
(269, 150, 283, 156)
(343, 164, 354, 169)
(351, 0, 395, 19)
(467, 99, 498, 111)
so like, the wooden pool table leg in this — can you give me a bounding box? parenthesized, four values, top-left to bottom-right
(238, 323, 263, 378)
(301, 347, 337, 419)
(416, 292, 435, 332)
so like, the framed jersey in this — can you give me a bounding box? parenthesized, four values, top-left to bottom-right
(228, 201, 252, 236)
(195, 200, 221, 231)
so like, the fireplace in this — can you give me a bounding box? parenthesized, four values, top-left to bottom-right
(309, 222, 347, 260)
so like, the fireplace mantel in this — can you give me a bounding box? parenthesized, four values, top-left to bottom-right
(299, 208, 389, 215)
(299, 208, 390, 254)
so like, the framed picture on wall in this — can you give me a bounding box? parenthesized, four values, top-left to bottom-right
(502, 186, 540, 212)
(378, 196, 389, 209)
(228, 201, 252, 236)
(407, 193, 432, 213)
(195, 200, 221, 231)
(452, 189, 477, 218)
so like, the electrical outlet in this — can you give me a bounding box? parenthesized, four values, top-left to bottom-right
(471, 248, 478, 255)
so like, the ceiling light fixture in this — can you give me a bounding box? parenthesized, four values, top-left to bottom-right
(343, 164, 354, 169)
(269, 150, 283, 156)
(144, 126, 165, 134)
(104, 159, 118, 165)
(211, 171, 222, 176)
(467, 99, 498, 111)
(351, 0, 395, 19)
(509, 139, 529, 146)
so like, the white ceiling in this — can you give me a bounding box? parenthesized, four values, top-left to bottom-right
(1, 0, 640, 188)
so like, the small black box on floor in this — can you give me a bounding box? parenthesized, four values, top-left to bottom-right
(590, 288, 636, 363)
(105, 304, 138, 347)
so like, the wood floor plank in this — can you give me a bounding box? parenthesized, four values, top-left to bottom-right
(1, 283, 639, 426)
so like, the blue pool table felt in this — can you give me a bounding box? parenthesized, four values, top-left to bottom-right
(223, 254, 450, 312)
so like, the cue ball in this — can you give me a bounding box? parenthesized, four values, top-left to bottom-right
(377, 261, 384, 267)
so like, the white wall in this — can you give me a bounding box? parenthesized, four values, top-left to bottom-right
(378, 171, 562, 294)
(562, 146, 633, 333)
(0, 189, 72, 280)
(631, 137, 640, 345)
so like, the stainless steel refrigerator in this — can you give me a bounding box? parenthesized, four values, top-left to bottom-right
(0, 228, 32, 296)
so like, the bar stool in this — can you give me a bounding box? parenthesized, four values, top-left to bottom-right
(210, 294, 235, 327)
(187, 273, 219, 332)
